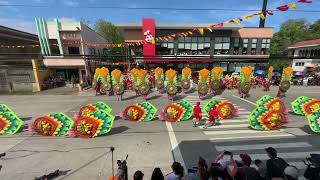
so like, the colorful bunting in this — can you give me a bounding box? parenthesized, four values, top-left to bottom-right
(290, 2, 297, 10)
(277, 5, 290, 11)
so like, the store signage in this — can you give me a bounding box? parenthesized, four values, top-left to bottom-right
(142, 18, 156, 58)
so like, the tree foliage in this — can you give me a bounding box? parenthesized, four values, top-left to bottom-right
(95, 20, 125, 44)
(269, 19, 317, 56)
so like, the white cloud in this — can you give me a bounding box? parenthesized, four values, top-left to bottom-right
(0, 18, 36, 34)
(63, 0, 79, 7)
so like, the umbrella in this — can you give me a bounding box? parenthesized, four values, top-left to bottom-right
(255, 70, 266, 75)
(295, 71, 305, 76)
(272, 72, 280, 77)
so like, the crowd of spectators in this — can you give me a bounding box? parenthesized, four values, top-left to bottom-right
(130, 147, 300, 180)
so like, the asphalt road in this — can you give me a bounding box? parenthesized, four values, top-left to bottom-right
(0, 85, 319, 180)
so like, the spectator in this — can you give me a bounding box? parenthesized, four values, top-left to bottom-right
(71, 74, 77, 88)
(209, 163, 227, 180)
(197, 156, 210, 180)
(214, 151, 237, 178)
(165, 162, 184, 180)
(254, 159, 267, 179)
(265, 147, 289, 179)
(151, 168, 164, 180)
(235, 154, 260, 180)
(133, 170, 144, 180)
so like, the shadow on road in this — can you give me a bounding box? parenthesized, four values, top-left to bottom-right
(147, 95, 162, 100)
(108, 126, 130, 136)
(122, 95, 138, 101)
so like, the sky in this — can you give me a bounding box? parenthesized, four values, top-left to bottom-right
(0, 0, 320, 34)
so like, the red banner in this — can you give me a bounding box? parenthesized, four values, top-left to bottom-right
(142, 18, 156, 58)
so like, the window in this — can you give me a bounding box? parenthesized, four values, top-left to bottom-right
(242, 38, 248, 55)
(251, 39, 257, 55)
(214, 37, 230, 55)
(291, 50, 295, 56)
(156, 39, 174, 55)
(261, 38, 270, 55)
(178, 37, 210, 55)
(68, 47, 80, 55)
(295, 62, 305, 66)
(233, 38, 240, 55)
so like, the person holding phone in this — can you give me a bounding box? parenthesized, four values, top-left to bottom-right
(213, 151, 238, 178)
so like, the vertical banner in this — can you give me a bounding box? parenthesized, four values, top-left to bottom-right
(142, 18, 156, 60)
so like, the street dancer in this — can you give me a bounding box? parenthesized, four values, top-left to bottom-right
(193, 102, 202, 127)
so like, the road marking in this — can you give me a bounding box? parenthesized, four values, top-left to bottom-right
(204, 129, 281, 135)
(165, 121, 186, 168)
(215, 142, 312, 151)
(232, 95, 256, 106)
(201, 123, 249, 129)
(210, 134, 294, 142)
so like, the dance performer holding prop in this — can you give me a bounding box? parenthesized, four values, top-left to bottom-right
(210, 67, 224, 96)
(92, 67, 112, 95)
(181, 67, 192, 93)
(137, 69, 150, 100)
(239, 66, 253, 98)
(155, 67, 165, 93)
(277, 67, 293, 98)
(111, 69, 125, 101)
(198, 68, 211, 100)
(263, 66, 273, 91)
(130, 68, 140, 96)
(165, 69, 178, 101)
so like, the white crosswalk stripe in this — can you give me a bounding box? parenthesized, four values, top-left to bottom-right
(182, 95, 313, 179)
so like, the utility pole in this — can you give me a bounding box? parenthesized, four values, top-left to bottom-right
(259, 0, 268, 28)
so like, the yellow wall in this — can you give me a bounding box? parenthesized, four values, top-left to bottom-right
(32, 59, 50, 92)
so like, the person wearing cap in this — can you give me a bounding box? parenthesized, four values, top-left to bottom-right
(133, 170, 144, 180)
(265, 147, 289, 179)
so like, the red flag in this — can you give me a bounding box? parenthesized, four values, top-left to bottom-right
(276, 5, 289, 11)
(298, 0, 312, 3)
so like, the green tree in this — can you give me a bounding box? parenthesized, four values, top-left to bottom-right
(95, 20, 125, 44)
(270, 19, 313, 56)
(268, 58, 292, 71)
(309, 19, 320, 39)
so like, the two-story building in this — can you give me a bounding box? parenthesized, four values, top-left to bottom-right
(117, 18, 273, 72)
(288, 39, 320, 73)
(35, 18, 108, 87)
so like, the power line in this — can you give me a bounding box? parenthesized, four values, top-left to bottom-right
(0, 4, 320, 12)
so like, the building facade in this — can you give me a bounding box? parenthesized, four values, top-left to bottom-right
(0, 25, 41, 92)
(35, 18, 108, 87)
(288, 39, 320, 72)
(117, 19, 273, 72)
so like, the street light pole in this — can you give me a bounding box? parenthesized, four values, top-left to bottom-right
(259, 0, 268, 28)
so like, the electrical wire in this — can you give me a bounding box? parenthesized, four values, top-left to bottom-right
(0, 4, 320, 12)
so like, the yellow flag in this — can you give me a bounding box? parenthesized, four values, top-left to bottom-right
(224, 20, 230, 25)
(207, 27, 213, 32)
(245, 15, 253, 20)
(290, 2, 296, 10)
(259, 12, 265, 20)
(198, 28, 204, 35)
(233, 18, 241, 25)
(188, 31, 193, 35)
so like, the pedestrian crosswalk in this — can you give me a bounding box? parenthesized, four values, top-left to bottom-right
(183, 94, 314, 179)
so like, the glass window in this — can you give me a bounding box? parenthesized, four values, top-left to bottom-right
(223, 37, 230, 42)
(178, 43, 184, 49)
(191, 43, 197, 50)
(198, 43, 204, 49)
(243, 43, 248, 48)
(252, 44, 257, 48)
(252, 38, 257, 43)
(205, 37, 211, 42)
(185, 37, 191, 42)
(204, 43, 211, 48)
(261, 38, 270, 55)
(243, 39, 248, 43)
(192, 37, 197, 42)
(198, 37, 204, 43)
(185, 43, 191, 49)
(168, 43, 174, 49)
